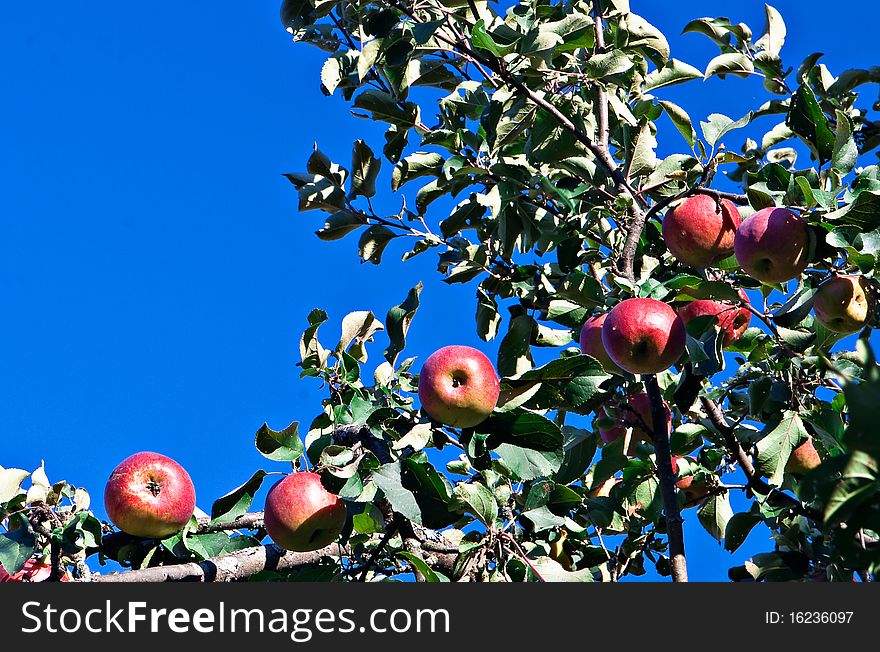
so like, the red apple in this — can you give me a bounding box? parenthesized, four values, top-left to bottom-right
(264, 472, 347, 552)
(104, 452, 196, 538)
(813, 275, 872, 334)
(734, 207, 810, 283)
(678, 289, 752, 346)
(0, 556, 72, 582)
(418, 345, 500, 428)
(662, 193, 741, 267)
(579, 313, 623, 374)
(785, 438, 821, 475)
(671, 456, 710, 507)
(601, 298, 686, 374)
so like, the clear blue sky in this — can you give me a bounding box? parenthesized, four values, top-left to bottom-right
(0, 1, 874, 580)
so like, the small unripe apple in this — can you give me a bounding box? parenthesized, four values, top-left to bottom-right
(671, 456, 710, 507)
(662, 193, 741, 267)
(677, 289, 752, 346)
(579, 313, 623, 374)
(601, 298, 686, 374)
(734, 207, 810, 283)
(418, 345, 500, 428)
(264, 472, 347, 552)
(104, 452, 196, 538)
(785, 438, 821, 475)
(813, 275, 872, 334)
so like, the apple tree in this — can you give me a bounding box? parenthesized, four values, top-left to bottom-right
(2, 0, 879, 582)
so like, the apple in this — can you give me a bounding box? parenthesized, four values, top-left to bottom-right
(264, 472, 347, 552)
(579, 313, 623, 374)
(671, 456, 710, 507)
(601, 298, 686, 374)
(813, 275, 872, 334)
(677, 289, 752, 346)
(0, 556, 72, 582)
(785, 438, 821, 475)
(734, 207, 810, 283)
(662, 193, 741, 267)
(596, 392, 671, 454)
(104, 452, 196, 538)
(418, 345, 500, 428)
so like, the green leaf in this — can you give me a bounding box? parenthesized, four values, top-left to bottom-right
(627, 121, 658, 177)
(724, 510, 762, 552)
(353, 90, 420, 129)
(659, 100, 696, 146)
(584, 51, 633, 79)
(358, 225, 396, 264)
(529, 556, 594, 581)
(470, 19, 519, 57)
(349, 140, 381, 199)
(823, 451, 879, 526)
(384, 283, 422, 366)
(0, 467, 30, 503)
(755, 4, 786, 57)
(494, 443, 563, 481)
(255, 422, 304, 462)
(391, 152, 444, 191)
(477, 408, 563, 451)
(522, 505, 565, 531)
(643, 59, 703, 92)
(700, 112, 753, 149)
(0, 526, 36, 575)
(843, 365, 880, 455)
(315, 210, 366, 241)
(770, 286, 817, 327)
(211, 470, 268, 522)
(704, 53, 754, 79)
(832, 110, 858, 175)
(755, 411, 808, 486)
(398, 551, 448, 582)
(697, 492, 733, 541)
(372, 459, 458, 529)
(453, 482, 498, 527)
(497, 315, 535, 377)
(786, 85, 835, 164)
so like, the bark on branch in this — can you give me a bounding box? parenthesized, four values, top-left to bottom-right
(92, 543, 346, 583)
(645, 375, 688, 582)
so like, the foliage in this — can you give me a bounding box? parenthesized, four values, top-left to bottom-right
(3, 0, 879, 582)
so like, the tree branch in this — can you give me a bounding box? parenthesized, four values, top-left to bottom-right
(700, 397, 822, 522)
(645, 375, 688, 582)
(92, 542, 346, 583)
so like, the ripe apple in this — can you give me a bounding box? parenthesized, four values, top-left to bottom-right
(662, 193, 741, 267)
(677, 289, 752, 346)
(734, 207, 810, 283)
(579, 313, 623, 374)
(0, 556, 72, 582)
(264, 472, 347, 552)
(418, 345, 500, 428)
(104, 452, 196, 538)
(671, 456, 710, 507)
(601, 298, 686, 374)
(596, 392, 671, 454)
(813, 275, 872, 334)
(785, 438, 821, 475)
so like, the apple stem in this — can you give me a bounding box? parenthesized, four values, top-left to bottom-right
(644, 375, 689, 582)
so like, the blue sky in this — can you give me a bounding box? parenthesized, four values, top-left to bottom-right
(0, 1, 875, 580)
